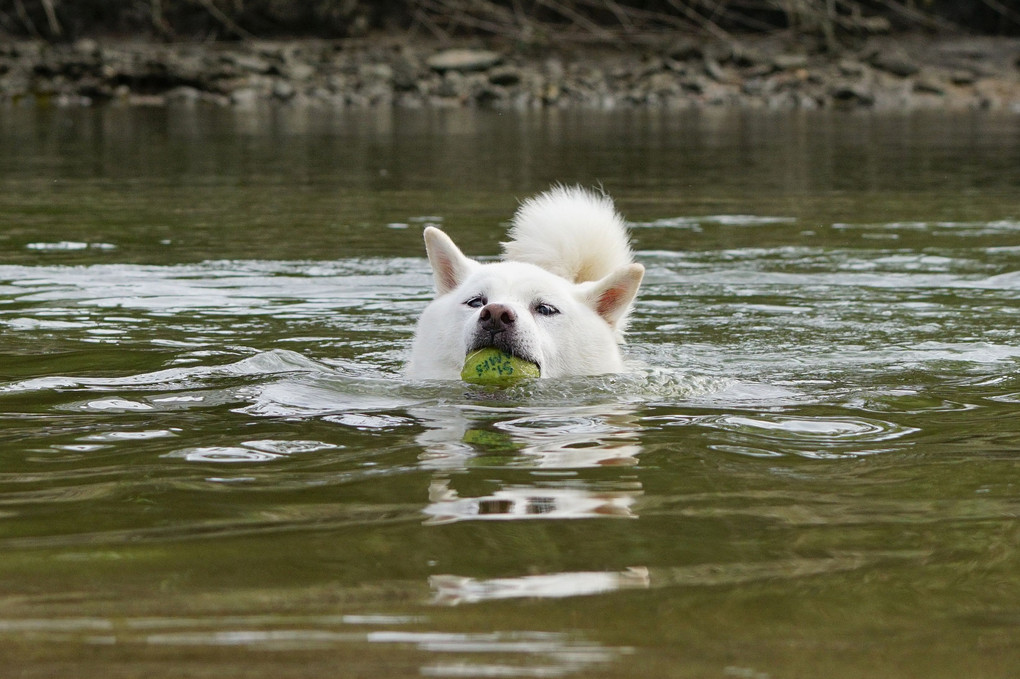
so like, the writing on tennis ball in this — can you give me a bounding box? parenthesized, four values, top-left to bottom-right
(461, 348, 540, 383)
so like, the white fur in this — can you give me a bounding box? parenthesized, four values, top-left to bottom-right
(406, 186, 643, 380)
(502, 185, 634, 283)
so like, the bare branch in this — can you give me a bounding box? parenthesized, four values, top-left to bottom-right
(41, 0, 60, 36)
(13, 0, 39, 37)
(978, 0, 1020, 28)
(191, 0, 255, 40)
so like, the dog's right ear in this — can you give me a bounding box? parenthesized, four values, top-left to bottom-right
(423, 226, 477, 295)
(583, 263, 644, 330)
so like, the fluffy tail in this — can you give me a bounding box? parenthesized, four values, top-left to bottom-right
(501, 185, 634, 283)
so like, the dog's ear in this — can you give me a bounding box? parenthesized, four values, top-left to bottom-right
(583, 263, 644, 329)
(423, 226, 477, 295)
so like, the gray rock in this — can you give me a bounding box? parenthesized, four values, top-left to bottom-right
(950, 69, 978, 85)
(230, 87, 259, 107)
(272, 79, 295, 100)
(703, 57, 726, 82)
(668, 38, 702, 61)
(436, 71, 465, 98)
(391, 58, 419, 91)
(703, 57, 739, 85)
(426, 49, 501, 73)
(914, 77, 944, 95)
(359, 62, 393, 83)
(773, 54, 809, 70)
(742, 78, 765, 96)
(857, 16, 892, 33)
(474, 83, 506, 107)
(166, 86, 201, 104)
(488, 66, 521, 86)
(284, 61, 316, 81)
(0, 72, 30, 98)
(680, 76, 704, 94)
(870, 50, 919, 77)
(838, 59, 868, 77)
(646, 71, 679, 95)
(73, 38, 100, 58)
(730, 45, 765, 68)
(544, 58, 565, 79)
(223, 52, 271, 74)
(830, 83, 875, 106)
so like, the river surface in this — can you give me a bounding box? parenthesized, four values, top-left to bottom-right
(1, 106, 1019, 678)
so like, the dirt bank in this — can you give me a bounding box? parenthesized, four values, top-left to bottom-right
(2, 33, 1019, 111)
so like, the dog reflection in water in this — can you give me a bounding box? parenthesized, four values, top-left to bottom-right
(431, 567, 650, 606)
(423, 478, 640, 525)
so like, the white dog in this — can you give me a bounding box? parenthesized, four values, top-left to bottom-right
(406, 186, 643, 380)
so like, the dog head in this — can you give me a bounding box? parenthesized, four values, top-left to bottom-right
(407, 226, 643, 380)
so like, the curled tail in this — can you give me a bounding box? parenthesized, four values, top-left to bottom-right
(501, 185, 634, 283)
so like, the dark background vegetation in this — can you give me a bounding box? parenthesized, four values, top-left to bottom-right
(0, 1, 1017, 43)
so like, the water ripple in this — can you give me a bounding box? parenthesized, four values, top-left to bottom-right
(0, 613, 624, 676)
(704, 413, 918, 459)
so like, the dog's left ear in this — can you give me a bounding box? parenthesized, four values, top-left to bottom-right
(423, 226, 478, 295)
(584, 263, 644, 329)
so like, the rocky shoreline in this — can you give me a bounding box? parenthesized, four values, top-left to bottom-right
(1, 34, 1019, 111)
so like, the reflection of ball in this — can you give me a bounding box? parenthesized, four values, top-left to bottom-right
(461, 348, 540, 383)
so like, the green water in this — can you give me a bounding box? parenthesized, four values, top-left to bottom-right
(1, 106, 1019, 677)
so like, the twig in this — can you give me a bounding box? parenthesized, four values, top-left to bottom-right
(665, 0, 731, 40)
(41, 0, 60, 36)
(978, 0, 1020, 28)
(13, 0, 39, 37)
(871, 0, 959, 31)
(406, 0, 991, 45)
(689, 0, 781, 32)
(411, 6, 451, 41)
(602, 0, 635, 32)
(417, 0, 522, 39)
(823, 0, 837, 51)
(537, 0, 616, 40)
(149, 0, 174, 38)
(191, 0, 255, 39)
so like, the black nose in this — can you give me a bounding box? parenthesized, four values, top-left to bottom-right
(479, 303, 516, 333)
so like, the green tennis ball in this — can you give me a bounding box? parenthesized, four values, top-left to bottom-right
(461, 348, 540, 383)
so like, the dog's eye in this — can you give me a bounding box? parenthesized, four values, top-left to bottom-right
(534, 303, 560, 317)
(465, 295, 486, 309)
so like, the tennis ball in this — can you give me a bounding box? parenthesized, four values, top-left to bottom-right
(461, 348, 540, 383)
